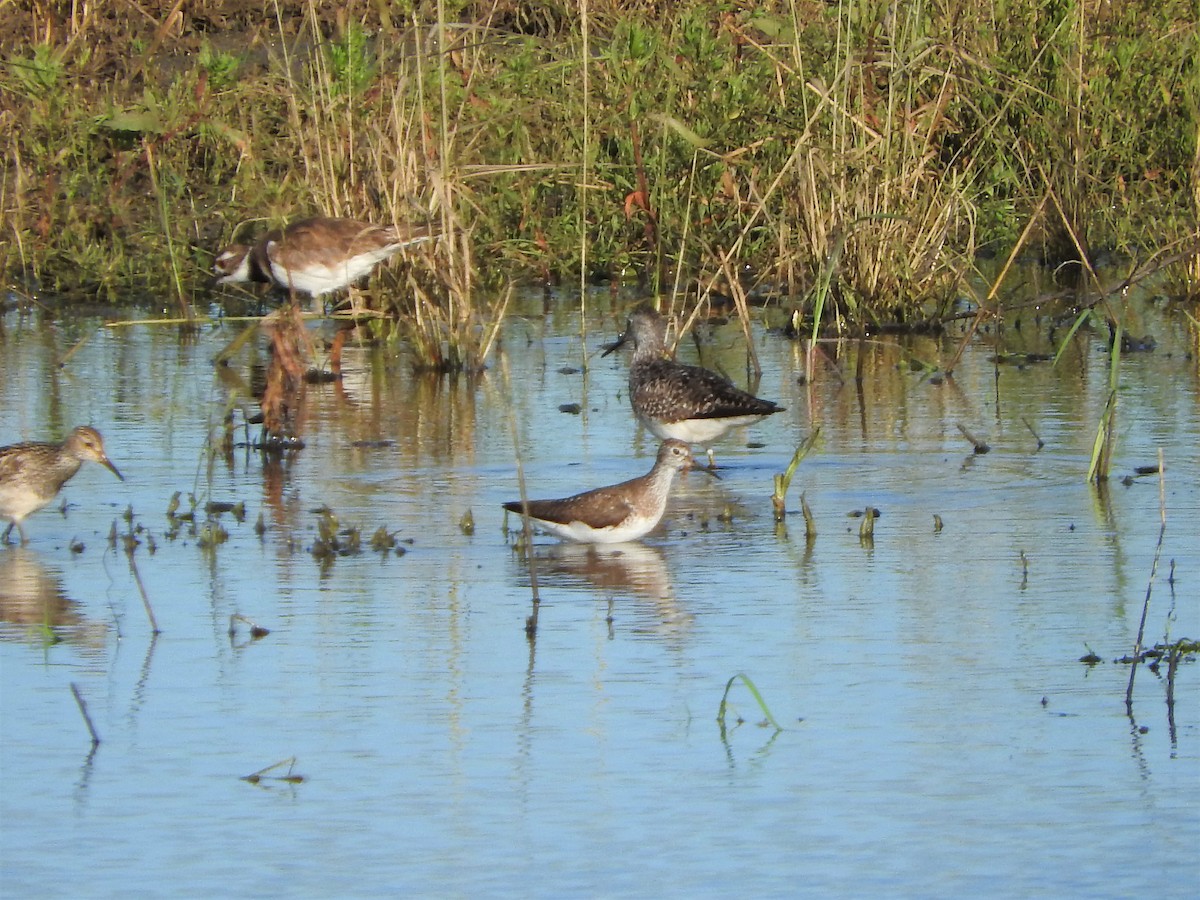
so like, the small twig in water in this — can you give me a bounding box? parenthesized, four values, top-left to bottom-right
(126, 548, 160, 634)
(70, 683, 101, 747)
(1021, 416, 1045, 450)
(956, 423, 990, 454)
(499, 353, 541, 637)
(800, 492, 816, 541)
(1125, 449, 1166, 714)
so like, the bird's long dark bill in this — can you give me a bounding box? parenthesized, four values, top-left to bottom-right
(103, 459, 125, 481)
(600, 332, 628, 357)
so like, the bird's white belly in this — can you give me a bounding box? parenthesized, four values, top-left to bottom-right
(536, 512, 660, 544)
(270, 249, 395, 297)
(0, 484, 49, 521)
(642, 413, 764, 444)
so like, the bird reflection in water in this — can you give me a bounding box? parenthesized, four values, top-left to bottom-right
(533, 543, 694, 637)
(0, 549, 108, 657)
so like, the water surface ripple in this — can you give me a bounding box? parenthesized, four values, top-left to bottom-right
(1, 290, 1196, 897)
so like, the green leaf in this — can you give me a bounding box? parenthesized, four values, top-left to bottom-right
(649, 113, 710, 149)
(103, 110, 165, 134)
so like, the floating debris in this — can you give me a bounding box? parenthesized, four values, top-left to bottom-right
(303, 367, 338, 384)
(311, 507, 363, 561)
(991, 351, 1052, 365)
(369, 526, 405, 554)
(229, 613, 270, 640)
(241, 757, 305, 786)
(197, 522, 229, 549)
(1119, 333, 1156, 353)
(205, 500, 246, 522)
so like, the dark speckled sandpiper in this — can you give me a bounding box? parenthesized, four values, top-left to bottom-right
(0, 426, 124, 545)
(603, 305, 784, 463)
(504, 440, 694, 544)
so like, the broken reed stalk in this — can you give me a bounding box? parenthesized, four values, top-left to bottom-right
(716, 673, 783, 736)
(1125, 449, 1166, 713)
(1088, 323, 1122, 484)
(858, 507, 878, 542)
(578, 0, 591, 325)
(800, 492, 816, 540)
(70, 682, 101, 747)
(772, 428, 821, 521)
(946, 194, 1047, 375)
(499, 353, 541, 636)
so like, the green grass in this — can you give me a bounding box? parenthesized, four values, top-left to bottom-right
(0, 0, 1196, 335)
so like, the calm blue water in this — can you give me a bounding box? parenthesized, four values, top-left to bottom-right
(1, 289, 1197, 897)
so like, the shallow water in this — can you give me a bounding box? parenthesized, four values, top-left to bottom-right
(1, 288, 1197, 898)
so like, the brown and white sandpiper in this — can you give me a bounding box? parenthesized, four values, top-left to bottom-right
(213, 215, 436, 302)
(0, 426, 124, 545)
(603, 305, 784, 464)
(504, 440, 695, 544)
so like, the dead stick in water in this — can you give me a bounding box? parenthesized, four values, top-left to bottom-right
(70, 683, 101, 747)
(956, 423, 991, 454)
(1021, 416, 1045, 450)
(56, 333, 92, 369)
(126, 551, 161, 634)
(498, 354, 541, 636)
(1125, 448, 1166, 713)
(800, 492, 816, 540)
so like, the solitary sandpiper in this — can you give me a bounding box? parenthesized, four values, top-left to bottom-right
(504, 440, 696, 544)
(603, 304, 784, 465)
(0, 426, 124, 545)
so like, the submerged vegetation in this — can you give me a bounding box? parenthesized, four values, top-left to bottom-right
(1, 0, 1198, 358)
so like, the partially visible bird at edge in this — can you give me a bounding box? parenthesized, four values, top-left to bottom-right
(0, 426, 124, 545)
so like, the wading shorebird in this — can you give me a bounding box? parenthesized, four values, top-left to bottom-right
(504, 440, 697, 544)
(213, 215, 437, 302)
(603, 304, 784, 466)
(213, 215, 438, 427)
(0, 426, 124, 545)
